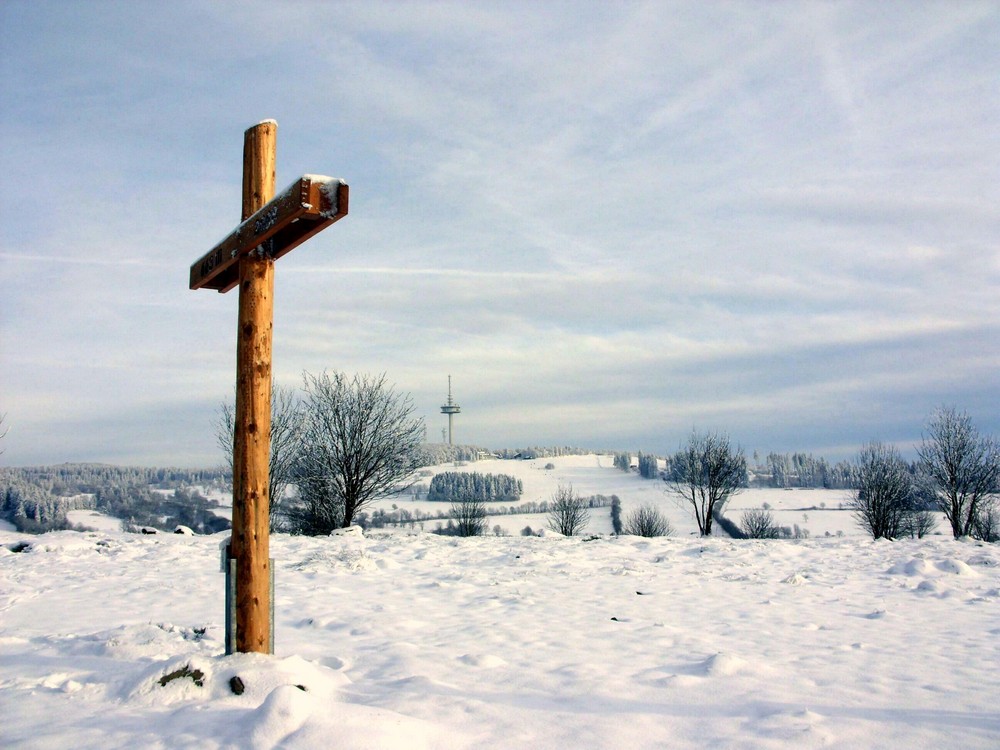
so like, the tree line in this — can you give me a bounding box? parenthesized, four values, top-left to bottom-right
(417, 444, 599, 464)
(753, 452, 857, 489)
(0, 477, 91, 533)
(615, 449, 858, 489)
(0, 466, 231, 534)
(2, 464, 227, 496)
(426, 472, 523, 503)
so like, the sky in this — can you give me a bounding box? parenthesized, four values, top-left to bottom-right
(1, 1, 998, 467)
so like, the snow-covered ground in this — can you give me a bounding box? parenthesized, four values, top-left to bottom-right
(2, 521, 998, 748)
(67, 510, 124, 533)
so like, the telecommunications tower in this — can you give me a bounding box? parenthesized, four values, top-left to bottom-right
(440, 375, 461, 445)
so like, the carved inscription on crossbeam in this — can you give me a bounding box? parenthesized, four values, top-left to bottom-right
(190, 175, 349, 292)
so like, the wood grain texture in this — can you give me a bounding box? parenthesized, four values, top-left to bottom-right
(232, 120, 276, 654)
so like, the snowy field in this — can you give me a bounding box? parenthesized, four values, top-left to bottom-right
(371, 455, 901, 539)
(2, 523, 999, 748)
(67, 510, 126, 533)
(195, 454, 935, 539)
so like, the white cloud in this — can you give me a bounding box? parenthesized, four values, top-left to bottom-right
(1, 1, 997, 465)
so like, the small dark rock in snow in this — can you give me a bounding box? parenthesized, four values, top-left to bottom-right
(229, 676, 245, 695)
(140, 528, 157, 535)
(7, 542, 31, 553)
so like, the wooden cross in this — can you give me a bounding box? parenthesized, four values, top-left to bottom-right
(189, 121, 348, 653)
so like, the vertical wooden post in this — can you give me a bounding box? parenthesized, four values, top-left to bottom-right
(231, 120, 276, 653)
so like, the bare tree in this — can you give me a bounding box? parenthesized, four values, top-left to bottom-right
(546, 484, 591, 536)
(917, 407, 1000, 538)
(851, 442, 912, 540)
(450, 494, 487, 537)
(623, 504, 673, 537)
(217, 384, 303, 531)
(668, 431, 746, 536)
(740, 507, 779, 539)
(295, 371, 424, 530)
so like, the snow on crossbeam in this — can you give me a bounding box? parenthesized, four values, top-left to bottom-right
(189, 175, 349, 292)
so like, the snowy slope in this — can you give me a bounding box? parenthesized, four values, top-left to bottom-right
(2, 521, 998, 748)
(373, 455, 906, 538)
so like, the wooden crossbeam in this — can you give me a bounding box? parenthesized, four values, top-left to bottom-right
(190, 175, 349, 292)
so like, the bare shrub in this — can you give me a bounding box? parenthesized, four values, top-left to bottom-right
(623, 505, 673, 537)
(851, 441, 912, 540)
(740, 507, 779, 539)
(973, 502, 999, 543)
(546, 484, 591, 536)
(451, 495, 487, 537)
(900, 510, 938, 539)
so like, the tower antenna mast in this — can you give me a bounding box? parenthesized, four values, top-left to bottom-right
(439, 375, 461, 445)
